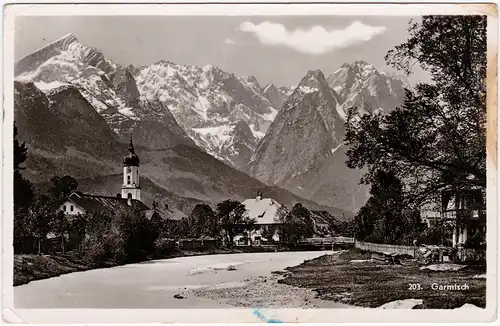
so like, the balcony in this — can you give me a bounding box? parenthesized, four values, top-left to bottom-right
(442, 209, 486, 221)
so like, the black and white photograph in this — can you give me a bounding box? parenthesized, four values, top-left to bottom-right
(3, 2, 497, 323)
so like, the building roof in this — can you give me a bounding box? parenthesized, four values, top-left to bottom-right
(67, 192, 149, 216)
(146, 207, 186, 221)
(242, 197, 284, 224)
(123, 137, 140, 166)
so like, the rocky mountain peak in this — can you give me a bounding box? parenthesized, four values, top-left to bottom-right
(242, 75, 260, 86)
(249, 67, 345, 189)
(295, 69, 330, 93)
(262, 83, 288, 110)
(327, 61, 407, 119)
(109, 67, 141, 102)
(284, 69, 341, 112)
(15, 33, 79, 75)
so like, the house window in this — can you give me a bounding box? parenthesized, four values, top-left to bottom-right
(127, 175, 131, 185)
(70, 205, 74, 212)
(63, 205, 66, 211)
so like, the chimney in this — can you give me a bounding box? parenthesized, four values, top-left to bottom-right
(127, 193, 133, 206)
(256, 190, 262, 201)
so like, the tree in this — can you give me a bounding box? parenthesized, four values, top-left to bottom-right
(14, 122, 35, 252)
(345, 16, 487, 208)
(69, 214, 88, 252)
(51, 210, 70, 253)
(49, 175, 78, 203)
(353, 170, 425, 244)
(216, 200, 253, 247)
(27, 194, 58, 254)
(280, 203, 314, 246)
(187, 204, 219, 238)
(85, 211, 112, 242)
(120, 211, 158, 262)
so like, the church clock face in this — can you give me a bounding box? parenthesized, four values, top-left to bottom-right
(126, 167, 131, 173)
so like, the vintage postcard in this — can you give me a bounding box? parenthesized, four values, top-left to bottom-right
(2, 2, 498, 323)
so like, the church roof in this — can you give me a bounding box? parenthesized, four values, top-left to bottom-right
(67, 192, 149, 216)
(123, 137, 140, 166)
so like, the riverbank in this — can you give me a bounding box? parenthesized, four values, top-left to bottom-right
(14, 246, 281, 286)
(192, 273, 354, 308)
(278, 249, 486, 309)
(15, 251, 332, 308)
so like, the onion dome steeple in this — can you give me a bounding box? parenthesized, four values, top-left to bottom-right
(123, 136, 140, 166)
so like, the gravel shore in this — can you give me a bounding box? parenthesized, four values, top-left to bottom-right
(192, 273, 354, 308)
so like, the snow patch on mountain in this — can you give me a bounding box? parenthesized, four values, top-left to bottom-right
(249, 124, 266, 139)
(132, 60, 283, 169)
(193, 125, 235, 145)
(33, 80, 70, 91)
(298, 85, 319, 94)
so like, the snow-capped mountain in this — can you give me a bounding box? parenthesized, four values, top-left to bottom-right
(14, 34, 354, 218)
(14, 32, 407, 215)
(131, 61, 279, 168)
(14, 80, 352, 217)
(327, 60, 408, 120)
(15, 33, 196, 150)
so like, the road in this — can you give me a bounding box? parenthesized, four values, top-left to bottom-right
(15, 251, 334, 308)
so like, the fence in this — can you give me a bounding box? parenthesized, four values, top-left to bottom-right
(355, 241, 417, 257)
(301, 237, 355, 246)
(458, 247, 486, 261)
(178, 239, 219, 250)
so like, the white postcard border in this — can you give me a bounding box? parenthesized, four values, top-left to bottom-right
(2, 2, 498, 323)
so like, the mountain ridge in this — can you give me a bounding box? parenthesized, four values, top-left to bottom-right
(15, 33, 409, 216)
(14, 36, 353, 218)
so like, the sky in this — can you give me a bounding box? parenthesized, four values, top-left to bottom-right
(15, 15, 429, 87)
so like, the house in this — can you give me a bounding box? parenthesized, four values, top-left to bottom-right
(235, 191, 287, 245)
(441, 188, 486, 248)
(420, 188, 486, 248)
(60, 192, 153, 218)
(234, 192, 341, 246)
(421, 208, 442, 228)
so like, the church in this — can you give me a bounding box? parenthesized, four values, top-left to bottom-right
(58, 137, 161, 221)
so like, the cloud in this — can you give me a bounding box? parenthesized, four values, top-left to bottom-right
(238, 21, 387, 55)
(224, 38, 236, 45)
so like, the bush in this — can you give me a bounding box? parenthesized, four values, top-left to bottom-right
(120, 212, 159, 262)
(154, 238, 180, 257)
(84, 232, 125, 265)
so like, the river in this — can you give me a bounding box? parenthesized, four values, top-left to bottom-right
(15, 251, 336, 308)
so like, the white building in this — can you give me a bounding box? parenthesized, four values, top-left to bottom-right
(235, 192, 286, 245)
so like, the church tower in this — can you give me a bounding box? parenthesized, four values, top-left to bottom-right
(121, 137, 141, 201)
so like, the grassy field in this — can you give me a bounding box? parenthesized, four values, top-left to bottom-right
(279, 249, 486, 309)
